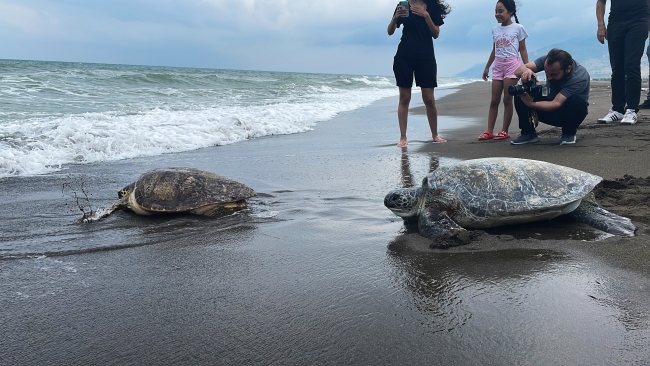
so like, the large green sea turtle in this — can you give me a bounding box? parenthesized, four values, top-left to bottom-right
(384, 158, 636, 246)
(90, 167, 256, 221)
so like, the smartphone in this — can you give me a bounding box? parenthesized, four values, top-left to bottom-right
(397, 0, 409, 17)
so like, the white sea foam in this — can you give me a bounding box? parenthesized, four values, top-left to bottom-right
(0, 60, 477, 178)
(0, 85, 397, 177)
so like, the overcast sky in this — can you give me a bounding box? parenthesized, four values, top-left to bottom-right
(0, 0, 601, 76)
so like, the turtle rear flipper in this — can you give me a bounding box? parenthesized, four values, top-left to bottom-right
(418, 208, 471, 248)
(568, 200, 636, 237)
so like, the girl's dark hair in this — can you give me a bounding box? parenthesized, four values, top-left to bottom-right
(498, 0, 519, 23)
(546, 48, 574, 71)
(425, 0, 451, 19)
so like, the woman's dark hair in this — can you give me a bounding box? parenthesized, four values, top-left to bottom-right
(546, 48, 574, 71)
(498, 0, 519, 23)
(425, 0, 451, 19)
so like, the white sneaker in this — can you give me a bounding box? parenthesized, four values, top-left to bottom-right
(597, 109, 624, 124)
(621, 109, 638, 124)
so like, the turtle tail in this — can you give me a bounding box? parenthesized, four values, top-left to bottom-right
(568, 200, 636, 237)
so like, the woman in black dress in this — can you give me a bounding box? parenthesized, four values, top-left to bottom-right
(387, 0, 451, 147)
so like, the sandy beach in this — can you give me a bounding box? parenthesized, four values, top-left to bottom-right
(2, 81, 650, 364)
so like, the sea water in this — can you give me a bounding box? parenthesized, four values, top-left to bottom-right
(0, 59, 476, 178)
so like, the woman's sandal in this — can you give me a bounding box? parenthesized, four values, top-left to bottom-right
(493, 131, 510, 140)
(478, 131, 494, 141)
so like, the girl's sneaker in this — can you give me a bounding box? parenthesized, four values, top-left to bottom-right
(597, 109, 624, 124)
(621, 109, 638, 125)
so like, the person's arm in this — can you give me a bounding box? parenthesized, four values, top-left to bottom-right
(387, 5, 401, 36)
(521, 93, 567, 112)
(410, 4, 440, 38)
(597, 0, 608, 44)
(515, 61, 539, 82)
(523, 75, 588, 112)
(483, 46, 496, 81)
(519, 39, 529, 64)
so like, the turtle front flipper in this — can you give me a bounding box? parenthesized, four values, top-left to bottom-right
(418, 207, 472, 248)
(568, 200, 636, 237)
(81, 198, 128, 223)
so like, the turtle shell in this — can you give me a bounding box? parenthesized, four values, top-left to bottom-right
(132, 167, 256, 213)
(425, 158, 602, 228)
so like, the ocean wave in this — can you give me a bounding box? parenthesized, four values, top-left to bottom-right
(0, 87, 397, 177)
(0, 60, 477, 178)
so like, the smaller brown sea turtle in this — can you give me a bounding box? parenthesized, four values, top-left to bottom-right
(90, 167, 256, 221)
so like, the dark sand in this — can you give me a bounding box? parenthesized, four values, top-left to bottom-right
(2, 82, 650, 364)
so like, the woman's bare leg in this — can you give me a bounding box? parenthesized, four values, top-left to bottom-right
(397, 87, 411, 147)
(421, 88, 446, 143)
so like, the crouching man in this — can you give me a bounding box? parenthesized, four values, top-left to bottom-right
(511, 48, 590, 145)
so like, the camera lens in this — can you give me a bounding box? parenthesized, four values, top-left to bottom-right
(508, 85, 524, 96)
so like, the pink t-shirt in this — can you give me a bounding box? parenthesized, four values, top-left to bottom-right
(492, 23, 528, 59)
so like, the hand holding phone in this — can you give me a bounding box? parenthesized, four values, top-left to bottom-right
(396, 1, 409, 18)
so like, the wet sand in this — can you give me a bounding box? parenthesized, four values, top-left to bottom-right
(2, 82, 650, 364)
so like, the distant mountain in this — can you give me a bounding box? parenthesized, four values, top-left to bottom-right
(455, 36, 649, 79)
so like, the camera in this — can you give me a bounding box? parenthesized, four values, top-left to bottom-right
(508, 75, 551, 101)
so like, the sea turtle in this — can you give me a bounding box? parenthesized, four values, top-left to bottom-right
(91, 167, 256, 221)
(384, 157, 636, 247)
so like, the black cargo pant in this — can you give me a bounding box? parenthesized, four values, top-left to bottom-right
(514, 95, 588, 136)
(607, 19, 648, 112)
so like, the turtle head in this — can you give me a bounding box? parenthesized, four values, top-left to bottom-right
(384, 187, 424, 218)
(118, 183, 135, 199)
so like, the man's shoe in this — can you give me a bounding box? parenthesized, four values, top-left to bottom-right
(621, 109, 638, 124)
(639, 100, 650, 109)
(510, 133, 540, 145)
(559, 135, 576, 145)
(597, 109, 624, 124)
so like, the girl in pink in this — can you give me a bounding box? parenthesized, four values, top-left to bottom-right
(479, 0, 528, 141)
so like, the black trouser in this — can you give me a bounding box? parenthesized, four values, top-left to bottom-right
(514, 96, 588, 136)
(645, 42, 650, 101)
(607, 19, 647, 112)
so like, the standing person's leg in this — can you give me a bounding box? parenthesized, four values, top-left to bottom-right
(481, 80, 504, 140)
(607, 22, 627, 114)
(397, 87, 412, 147)
(498, 78, 519, 137)
(643, 42, 650, 108)
(413, 56, 445, 143)
(421, 88, 446, 143)
(639, 43, 650, 109)
(647, 42, 650, 101)
(393, 55, 415, 147)
(622, 20, 648, 111)
(496, 57, 522, 139)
